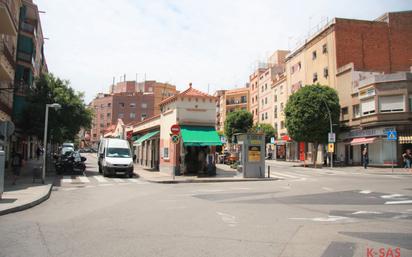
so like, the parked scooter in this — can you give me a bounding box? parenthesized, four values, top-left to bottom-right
(55, 151, 86, 174)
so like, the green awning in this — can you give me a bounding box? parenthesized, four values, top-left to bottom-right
(133, 130, 159, 144)
(131, 135, 139, 141)
(181, 126, 222, 146)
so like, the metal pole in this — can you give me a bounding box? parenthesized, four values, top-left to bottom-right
(322, 99, 333, 168)
(42, 105, 49, 184)
(392, 141, 394, 173)
(268, 165, 270, 178)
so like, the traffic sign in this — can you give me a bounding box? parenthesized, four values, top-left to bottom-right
(387, 131, 397, 141)
(328, 143, 334, 153)
(0, 121, 15, 137)
(270, 137, 275, 144)
(171, 134, 180, 144)
(170, 124, 180, 135)
(328, 132, 336, 143)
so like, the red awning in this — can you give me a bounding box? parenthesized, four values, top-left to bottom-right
(350, 137, 377, 146)
(281, 135, 292, 141)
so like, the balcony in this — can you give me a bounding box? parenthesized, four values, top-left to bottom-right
(20, 21, 37, 37)
(0, 81, 13, 117)
(0, 0, 19, 36)
(226, 99, 247, 105)
(0, 39, 15, 80)
(17, 51, 35, 66)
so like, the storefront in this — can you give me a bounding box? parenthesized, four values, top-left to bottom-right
(133, 130, 160, 170)
(338, 126, 400, 166)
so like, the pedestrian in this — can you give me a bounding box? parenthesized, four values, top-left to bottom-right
(11, 151, 23, 185)
(36, 146, 42, 160)
(362, 147, 369, 169)
(206, 148, 215, 176)
(402, 149, 412, 172)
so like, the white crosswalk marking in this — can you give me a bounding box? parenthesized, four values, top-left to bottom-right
(270, 171, 299, 179)
(62, 176, 72, 183)
(94, 176, 108, 183)
(127, 178, 139, 183)
(78, 176, 90, 183)
(112, 178, 125, 183)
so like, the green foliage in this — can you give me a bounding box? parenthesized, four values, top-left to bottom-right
(284, 84, 340, 144)
(224, 110, 253, 142)
(251, 123, 277, 143)
(18, 73, 92, 143)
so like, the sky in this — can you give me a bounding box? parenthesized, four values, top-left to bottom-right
(35, 0, 412, 103)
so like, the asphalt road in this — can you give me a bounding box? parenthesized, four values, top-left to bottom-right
(0, 153, 411, 257)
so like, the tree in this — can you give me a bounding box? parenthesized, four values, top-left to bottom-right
(284, 84, 340, 166)
(18, 73, 93, 144)
(224, 110, 253, 142)
(251, 123, 277, 143)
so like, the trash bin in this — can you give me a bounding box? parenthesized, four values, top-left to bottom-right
(32, 166, 42, 183)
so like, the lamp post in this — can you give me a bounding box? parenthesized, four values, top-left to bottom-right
(42, 103, 61, 184)
(321, 99, 333, 168)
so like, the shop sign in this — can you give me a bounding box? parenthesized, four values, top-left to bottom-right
(328, 133, 336, 143)
(251, 140, 261, 145)
(339, 127, 396, 140)
(248, 146, 261, 162)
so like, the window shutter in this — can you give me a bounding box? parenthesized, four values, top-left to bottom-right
(379, 95, 404, 112)
(361, 98, 375, 115)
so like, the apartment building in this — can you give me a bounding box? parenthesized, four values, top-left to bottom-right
(249, 68, 266, 124)
(113, 80, 178, 116)
(215, 87, 249, 132)
(282, 11, 412, 165)
(90, 92, 155, 143)
(0, 0, 21, 123)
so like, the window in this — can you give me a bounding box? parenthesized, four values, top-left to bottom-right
(119, 102, 125, 108)
(322, 44, 327, 54)
(141, 103, 147, 108)
(261, 86, 264, 92)
(265, 97, 267, 104)
(100, 113, 104, 118)
(93, 134, 97, 138)
(341, 107, 348, 120)
(252, 98, 254, 104)
(130, 112, 136, 119)
(313, 73, 318, 83)
(361, 98, 375, 115)
(274, 106, 278, 119)
(130, 103, 136, 108)
(280, 86, 283, 94)
(141, 113, 147, 120)
(274, 123, 278, 131)
(107, 122, 110, 127)
(274, 94, 277, 102)
(261, 99, 264, 106)
(280, 103, 284, 112)
(323, 67, 329, 78)
(291, 66, 295, 74)
(261, 113, 264, 120)
(265, 84, 267, 90)
(265, 112, 268, 119)
(281, 121, 285, 129)
(353, 105, 360, 118)
(298, 62, 301, 70)
(379, 95, 404, 113)
(312, 50, 317, 60)
(100, 123, 104, 128)
(163, 147, 169, 159)
(241, 96, 247, 103)
(409, 95, 412, 111)
(107, 103, 111, 107)
(118, 113, 124, 119)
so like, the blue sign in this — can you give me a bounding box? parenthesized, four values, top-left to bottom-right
(387, 131, 397, 141)
(270, 137, 275, 144)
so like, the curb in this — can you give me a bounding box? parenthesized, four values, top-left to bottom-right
(0, 184, 53, 216)
(139, 177, 279, 184)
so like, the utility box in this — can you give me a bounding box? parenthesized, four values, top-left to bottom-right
(0, 150, 4, 199)
(236, 133, 265, 178)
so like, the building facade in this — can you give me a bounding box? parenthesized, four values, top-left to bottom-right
(215, 87, 249, 132)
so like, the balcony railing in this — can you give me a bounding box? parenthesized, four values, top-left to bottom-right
(0, 81, 13, 116)
(226, 99, 247, 105)
(17, 51, 35, 66)
(21, 22, 37, 37)
(0, 39, 15, 69)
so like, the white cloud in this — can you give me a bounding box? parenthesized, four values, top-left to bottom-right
(35, 0, 412, 103)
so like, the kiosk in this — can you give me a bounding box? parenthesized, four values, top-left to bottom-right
(236, 133, 265, 178)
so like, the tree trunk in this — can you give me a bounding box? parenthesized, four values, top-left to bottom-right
(313, 142, 319, 168)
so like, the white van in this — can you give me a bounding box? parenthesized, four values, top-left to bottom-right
(98, 138, 134, 177)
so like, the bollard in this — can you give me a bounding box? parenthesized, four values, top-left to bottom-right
(268, 165, 270, 178)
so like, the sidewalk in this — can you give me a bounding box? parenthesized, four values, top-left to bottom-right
(265, 159, 412, 175)
(0, 159, 53, 216)
(133, 163, 277, 183)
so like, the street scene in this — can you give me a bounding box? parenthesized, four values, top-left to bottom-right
(1, 0, 412, 257)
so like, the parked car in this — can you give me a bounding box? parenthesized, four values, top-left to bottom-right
(98, 138, 134, 177)
(55, 151, 86, 174)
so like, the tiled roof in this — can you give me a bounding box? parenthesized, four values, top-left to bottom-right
(160, 83, 215, 106)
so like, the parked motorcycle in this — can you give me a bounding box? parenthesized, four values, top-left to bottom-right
(55, 151, 87, 174)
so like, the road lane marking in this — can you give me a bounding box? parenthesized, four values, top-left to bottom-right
(381, 194, 403, 199)
(61, 176, 72, 183)
(352, 211, 382, 215)
(384, 200, 412, 205)
(322, 187, 333, 191)
(289, 216, 354, 222)
(216, 212, 238, 227)
(270, 171, 299, 179)
(78, 176, 90, 183)
(94, 176, 108, 183)
(359, 190, 371, 194)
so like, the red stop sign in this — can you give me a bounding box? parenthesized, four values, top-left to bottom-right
(170, 124, 180, 134)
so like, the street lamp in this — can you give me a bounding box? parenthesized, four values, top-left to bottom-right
(42, 103, 61, 184)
